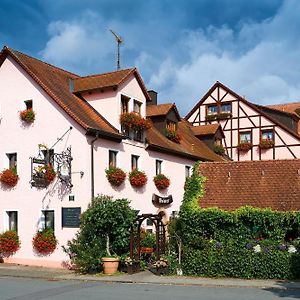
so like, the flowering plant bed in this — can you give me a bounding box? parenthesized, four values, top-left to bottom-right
(259, 139, 275, 149)
(237, 142, 252, 152)
(153, 174, 170, 190)
(165, 128, 181, 143)
(213, 144, 225, 155)
(32, 228, 57, 255)
(105, 166, 126, 186)
(0, 168, 19, 187)
(129, 169, 147, 188)
(120, 112, 151, 131)
(20, 108, 35, 123)
(0, 230, 21, 258)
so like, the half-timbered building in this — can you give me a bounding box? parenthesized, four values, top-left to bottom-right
(185, 81, 300, 161)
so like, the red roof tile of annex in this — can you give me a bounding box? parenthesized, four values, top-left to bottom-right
(198, 159, 300, 211)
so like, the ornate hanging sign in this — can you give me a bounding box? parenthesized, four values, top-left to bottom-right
(54, 146, 73, 188)
(152, 194, 173, 207)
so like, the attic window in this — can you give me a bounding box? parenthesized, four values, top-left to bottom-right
(25, 100, 33, 110)
(221, 103, 231, 113)
(261, 129, 274, 141)
(133, 100, 141, 114)
(166, 120, 176, 131)
(207, 104, 218, 115)
(239, 131, 251, 143)
(121, 95, 129, 114)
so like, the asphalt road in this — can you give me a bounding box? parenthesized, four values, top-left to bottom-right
(0, 277, 300, 300)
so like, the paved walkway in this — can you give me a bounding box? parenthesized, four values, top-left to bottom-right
(0, 263, 300, 290)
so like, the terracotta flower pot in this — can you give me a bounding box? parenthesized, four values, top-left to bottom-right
(101, 257, 120, 275)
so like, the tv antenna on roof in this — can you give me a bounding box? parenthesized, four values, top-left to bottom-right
(110, 29, 123, 70)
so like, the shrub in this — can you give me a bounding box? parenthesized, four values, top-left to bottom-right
(32, 228, 57, 255)
(129, 169, 147, 188)
(20, 109, 35, 123)
(63, 195, 135, 273)
(153, 174, 170, 190)
(0, 231, 20, 258)
(0, 168, 19, 187)
(105, 166, 126, 186)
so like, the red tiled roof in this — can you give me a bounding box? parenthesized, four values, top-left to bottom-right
(198, 159, 300, 211)
(0, 47, 122, 139)
(146, 120, 224, 162)
(266, 102, 300, 117)
(192, 124, 224, 137)
(146, 103, 180, 119)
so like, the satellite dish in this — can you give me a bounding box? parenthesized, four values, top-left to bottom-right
(110, 29, 123, 70)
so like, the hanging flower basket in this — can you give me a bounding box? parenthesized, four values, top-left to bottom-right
(213, 144, 225, 155)
(259, 139, 274, 149)
(153, 174, 170, 190)
(20, 109, 35, 124)
(32, 228, 57, 256)
(165, 128, 181, 143)
(0, 230, 21, 258)
(120, 112, 151, 131)
(129, 169, 147, 188)
(105, 166, 126, 186)
(0, 169, 19, 187)
(237, 142, 252, 152)
(34, 164, 56, 186)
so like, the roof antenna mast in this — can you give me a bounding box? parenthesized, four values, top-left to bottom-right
(110, 29, 123, 70)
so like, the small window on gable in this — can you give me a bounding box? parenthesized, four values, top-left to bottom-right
(221, 103, 231, 113)
(7, 153, 17, 171)
(166, 120, 176, 131)
(131, 155, 139, 171)
(207, 104, 218, 115)
(133, 100, 141, 114)
(156, 160, 162, 175)
(42, 210, 55, 231)
(185, 166, 191, 178)
(261, 129, 274, 141)
(121, 95, 129, 114)
(25, 100, 33, 110)
(240, 131, 251, 143)
(7, 211, 18, 232)
(109, 150, 118, 167)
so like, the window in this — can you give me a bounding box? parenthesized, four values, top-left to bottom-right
(185, 166, 191, 178)
(109, 150, 118, 167)
(207, 105, 218, 115)
(131, 155, 139, 170)
(24, 100, 33, 110)
(239, 131, 251, 143)
(156, 160, 162, 175)
(166, 120, 176, 131)
(133, 100, 141, 114)
(7, 211, 18, 232)
(121, 95, 129, 114)
(7, 153, 17, 171)
(221, 103, 232, 113)
(261, 129, 274, 141)
(42, 210, 55, 231)
(133, 130, 143, 142)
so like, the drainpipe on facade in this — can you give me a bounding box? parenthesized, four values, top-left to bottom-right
(91, 133, 99, 200)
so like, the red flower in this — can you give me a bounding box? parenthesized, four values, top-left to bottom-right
(20, 109, 35, 123)
(153, 174, 170, 190)
(129, 169, 148, 188)
(120, 112, 151, 131)
(44, 164, 56, 184)
(237, 142, 252, 152)
(0, 231, 20, 258)
(0, 169, 19, 187)
(32, 229, 57, 255)
(105, 166, 126, 186)
(165, 128, 181, 143)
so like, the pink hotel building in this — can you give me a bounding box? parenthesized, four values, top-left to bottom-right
(0, 47, 299, 268)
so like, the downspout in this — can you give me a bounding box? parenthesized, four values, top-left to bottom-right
(91, 133, 99, 200)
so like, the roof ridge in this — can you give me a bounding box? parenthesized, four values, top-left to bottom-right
(77, 68, 135, 80)
(267, 101, 300, 106)
(202, 158, 300, 164)
(7, 47, 80, 78)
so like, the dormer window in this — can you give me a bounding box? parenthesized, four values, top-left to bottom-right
(133, 100, 142, 114)
(121, 95, 129, 114)
(207, 105, 218, 115)
(221, 103, 231, 113)
(166, 120, 176, 131)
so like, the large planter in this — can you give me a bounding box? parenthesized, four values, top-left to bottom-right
(20, 108, 35, 124)
(153, 174, 170, 190)
(120, 112, 150, 131)
(105, 166, 126, 186)
(165, 128, 181, 143)
(237, 142, 252, 152)
(102, 257, 120, 275)
(0, 169, 19, 187)
(129, 169, 147, 188)
(140, 247, 154, 253)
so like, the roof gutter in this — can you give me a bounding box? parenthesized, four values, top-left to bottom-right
(85, 128, 123, 142)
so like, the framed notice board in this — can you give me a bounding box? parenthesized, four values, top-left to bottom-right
(62, 207, 81, 228)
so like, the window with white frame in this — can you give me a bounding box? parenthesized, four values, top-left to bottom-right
(239, 131, 251, 143)
(131, 155, 139, 170)
(185, 166, 191, 178)
(121, 95, 129, 114)
(133, 100, 142, 114)
(261, 129, 274, 141)
(156, 160, 162, 175)
(7, 153, 17, 171)
(41, 210, 55, 231)
(109, 150, 118, 167)
(7, 211, 18, 232)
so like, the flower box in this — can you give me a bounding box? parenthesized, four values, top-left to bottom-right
(237, 142, 252, 152)
(20, 108, 35, 123)
(0, 169, 19, 187)
(105, 166, 126, 186)
(129, 169, 147, 188)
(32, 228, 57, 256)
(140, 247, 154, 253)
(259, 139, 274, 149)
(120, 112, 151, 131)
(153, 174, 170, 190)
(206, 112, 232, 122)
(0, 230, 21, 258)
(165, 128, 181, 143)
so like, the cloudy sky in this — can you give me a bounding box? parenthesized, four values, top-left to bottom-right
(1, 0, 300, 115)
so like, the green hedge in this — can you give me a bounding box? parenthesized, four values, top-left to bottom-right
(174, 162, 300, 279)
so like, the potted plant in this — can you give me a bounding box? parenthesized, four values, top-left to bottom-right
(0, 168, 19, 187)
(32, 228, 57, 256)
(105, 166, 126, 186)
(140, 231, 156, 254)
(120, 112, 151, 131)
(165, 128, 181, 143)
(237, 142, 252, 152)
(129, 169, 148, 188)
(0, 230, 21, 258)
(20, 108, 35, 123)
(259, 139, 274, 149)
(213, 144, 225, 155)
(153, 174, 170, 190)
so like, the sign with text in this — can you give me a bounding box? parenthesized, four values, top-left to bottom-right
(152, 194, 173, 207)
(62, 207, 81, 228)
